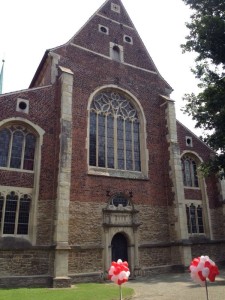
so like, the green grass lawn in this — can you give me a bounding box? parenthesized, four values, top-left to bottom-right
(0, 283, 134, 300)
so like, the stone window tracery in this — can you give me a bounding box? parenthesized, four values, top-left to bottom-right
(89, 90, 141, 172)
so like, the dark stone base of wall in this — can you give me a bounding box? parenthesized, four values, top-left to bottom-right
(70, 272, 104, 284)
(53, 277, 71, 288)
(69, 266, 184, 284)
(0, 276, 52, 288)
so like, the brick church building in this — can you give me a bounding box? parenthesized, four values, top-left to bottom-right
(0, 0, 225, 288)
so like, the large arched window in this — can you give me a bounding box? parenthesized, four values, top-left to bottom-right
(89, 90, 141, 173)
(181, 155, 199, 187)
(0, 124, 36, 171)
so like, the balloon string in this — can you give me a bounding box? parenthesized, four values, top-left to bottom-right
(205, 279, 209, 300)
(120, 284, 122, 300)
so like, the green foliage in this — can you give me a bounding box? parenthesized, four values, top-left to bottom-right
(0, 283, 134, 300)
(181, 0, 225, 177)
(181, 0, 225, 63)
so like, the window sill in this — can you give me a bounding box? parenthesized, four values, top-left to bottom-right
(184, 186, 200, 190)
(0, 167, 34, 173)
(188, 233, 206, 237)
(88, 167, 148, 180)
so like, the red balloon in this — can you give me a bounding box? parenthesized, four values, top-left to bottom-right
(114, 267, 120, 275)
(198, 271, 205, 282)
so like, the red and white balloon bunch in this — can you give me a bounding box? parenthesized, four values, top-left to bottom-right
(108, 259, 130, 285)
(189, 255, 219, 286)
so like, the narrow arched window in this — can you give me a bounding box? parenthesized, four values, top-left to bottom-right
(112, 46, 121, 62)
(181, 155, 199, 187)
(89, 90, 141, 172)
(0, 124, 36, 171)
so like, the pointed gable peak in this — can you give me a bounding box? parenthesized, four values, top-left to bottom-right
(32, 0, 172, 91)
(97, 0, 135, 28)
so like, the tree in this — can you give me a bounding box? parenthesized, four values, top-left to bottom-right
(181, 0, 225, 177)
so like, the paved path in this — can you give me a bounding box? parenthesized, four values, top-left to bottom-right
(126, 270, 225, 300)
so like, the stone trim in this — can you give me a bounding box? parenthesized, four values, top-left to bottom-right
(53, 67, 73, 285)
(163, 98, 192, 266)
(0, 85, 52, 97)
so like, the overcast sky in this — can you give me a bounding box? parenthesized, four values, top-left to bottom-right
(0, 0, 202, 135)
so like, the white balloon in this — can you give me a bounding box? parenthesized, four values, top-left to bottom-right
(202, 267, 209, 278)
(119, 271, 127, 280)
(109, 266, 115, 275)
(190, 266, 196, 272)
(197, 261, 204, 271)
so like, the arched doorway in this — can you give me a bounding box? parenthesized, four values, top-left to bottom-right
(111, 233, 128, 262)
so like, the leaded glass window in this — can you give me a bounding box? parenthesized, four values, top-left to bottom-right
(10, 131, 24, 168)
(186, 203, 204, 234)
(0, 191, 31, 235)
(181, 155, 199, 187)
(4, 192, 18, 234)
(0, 124, 36, 171)
(24, 134, 36, 170)
(17, 194, 31, 234)
(89, 90, 141, 172)
(0, 128, 10, 167)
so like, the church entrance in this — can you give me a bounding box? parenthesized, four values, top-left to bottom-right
(111, 233, 128, 262)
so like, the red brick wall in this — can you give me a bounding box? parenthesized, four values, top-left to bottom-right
(0, 85, 60, 245)
(184, 188, 202, 200)
(66, 48, 171, 208)
(0, 170, 34, 188)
